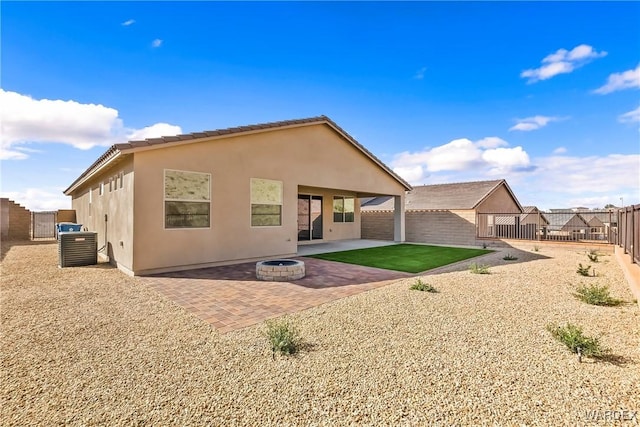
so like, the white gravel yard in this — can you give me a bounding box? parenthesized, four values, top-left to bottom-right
(1, 241, 639, 425)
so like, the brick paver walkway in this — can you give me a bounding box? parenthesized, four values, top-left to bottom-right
(140, 258, 412, 333)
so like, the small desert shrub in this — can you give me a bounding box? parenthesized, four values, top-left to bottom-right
(547, 323, 608, 359)
(469, 263, 490, 274)
(410, 278, 437, 292)
(502, 254, 518, 261)
(574, 284, 623, 306)
(265, 318, 301, 357)
(576, 263, 592, 277)
(587, 250, 599, 263)
(533, 246, 540, 252)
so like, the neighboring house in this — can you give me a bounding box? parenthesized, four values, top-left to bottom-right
(64, 116, 411, 275)
(492, 206, 550, 239)
(361, 179, 522, 246)
(520, 206, 549, 226)
(576, 210, 618, 241)
(543, 212, 590, 238)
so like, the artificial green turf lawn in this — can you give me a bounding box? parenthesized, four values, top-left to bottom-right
(307, 243, 492, 273)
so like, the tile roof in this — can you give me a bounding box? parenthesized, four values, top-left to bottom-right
(64, 115, 411, 194)
(361, 179, 514, 211)
(543, 212, 589, 230)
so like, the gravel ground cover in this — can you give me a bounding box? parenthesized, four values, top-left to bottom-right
(1, 241, 638, 425)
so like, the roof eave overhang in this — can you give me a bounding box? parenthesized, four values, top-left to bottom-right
(116, 119, 412, 191)
(64, 116, 412, 196)
(472, 179, 524, 213)
(63, 149, 122, 195)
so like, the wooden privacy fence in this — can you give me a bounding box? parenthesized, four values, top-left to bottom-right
(618, 204, 639, 265)
(476, 210, 618, 244)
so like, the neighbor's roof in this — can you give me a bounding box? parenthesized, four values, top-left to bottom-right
(64, 115, 412, 194)
(361, 179, 522, 212)
(543, 212, 589, 230)
(520, 206, 549, 224)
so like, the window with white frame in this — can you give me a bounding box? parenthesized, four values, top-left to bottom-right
(164, 169, 211, 228)
(250, 178, 282, 227)
(333, 196, 355, 223)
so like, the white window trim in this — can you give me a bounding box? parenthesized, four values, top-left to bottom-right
(163, 168, 212, 230)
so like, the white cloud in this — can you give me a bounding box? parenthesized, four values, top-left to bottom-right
(393, 165, 426, 184)
(553, 147, 567, 154)
(1, 187, 71, 211)
(476, 137, 508, 149)
(414, 67, 427, 80)
(121, 19, 135, 26)
(593, 64, 640, 94)
(152, 39, 163, 48)
(521, 44, 607, 83)
(531, 154, 639, 194)
(392, 139, 639, 209)
(482, 146, 530, 175)
(392, 137, 531, 183)
(127, 123, 183, 140)
(618, 106, 640, 124)
(0, 90, 182, 160)
(0, 148, 28, 160)
(509, 115, 560, 132)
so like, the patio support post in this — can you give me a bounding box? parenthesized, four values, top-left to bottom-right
(393, 194, 406, 242)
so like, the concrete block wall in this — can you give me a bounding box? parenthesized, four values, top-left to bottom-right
(362, 210, 482, 247)
(0, 198, 31, 241)
(361, 211, 395, 241)
(406, 210, 477, 246)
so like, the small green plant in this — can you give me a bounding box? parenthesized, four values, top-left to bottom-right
(547, 323, 609, 361)
(502, 253, 518, 261)
(469, 263, 490, 274)
(574, 284, 623, 306)
(576, 263, 592, 277)
(533, 246, 540, 252)
(410, 278, 437, 292)
(587, 249, 599, 263)
(265, 317, 301, 358)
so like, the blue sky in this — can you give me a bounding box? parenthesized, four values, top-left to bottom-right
(2, 1, 639, 211)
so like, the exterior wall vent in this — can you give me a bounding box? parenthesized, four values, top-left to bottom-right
(58, 232, 98, 267)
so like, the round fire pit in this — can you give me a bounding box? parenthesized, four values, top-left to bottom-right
(256, 259, 305, 281)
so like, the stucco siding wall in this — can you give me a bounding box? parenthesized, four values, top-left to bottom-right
(72, 157, 135, 271)
(131, 125, 406, 274)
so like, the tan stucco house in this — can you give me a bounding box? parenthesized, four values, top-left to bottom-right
(361, 179, 522, 246)
(64, 116, 411, 275)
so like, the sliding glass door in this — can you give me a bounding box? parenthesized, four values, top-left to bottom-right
(297, 195, 323, 241)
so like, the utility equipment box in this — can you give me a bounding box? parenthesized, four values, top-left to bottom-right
(58, 231, 97, 267)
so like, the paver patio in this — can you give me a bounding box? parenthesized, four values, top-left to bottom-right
(141, 257, 412, 333)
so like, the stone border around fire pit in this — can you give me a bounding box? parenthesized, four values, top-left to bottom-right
(256, 259, 305, 281)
